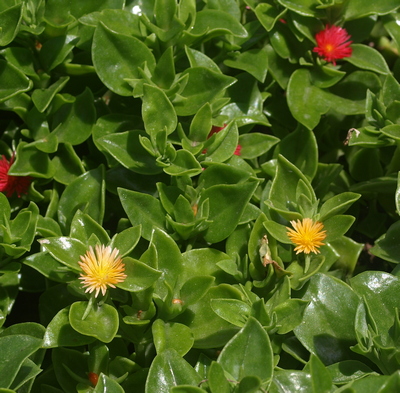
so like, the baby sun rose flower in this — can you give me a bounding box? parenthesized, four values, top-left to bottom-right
(79, 245, 127, 297)
(0, 155, 31, 197)
(286, 218, 327, 254)
(313, 25, 352, 66)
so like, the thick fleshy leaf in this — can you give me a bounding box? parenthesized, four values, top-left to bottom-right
(294, 273, 359, 365)
(152, 319, 194, 356)
(58, 166, 105, 233)
(142, 84, 177, 137)
(287, 69, 366, 130)
(145, 349, 201, 393)
(0, 60, 31, 103)
(43, 307, 96, 348)
(189, 9, 248, 38)
(224, 48, 268, 83)
(39, 236, 87, 271)
(344, 0, 400, 20)
(0, 4, 23, 46)
(0, 335, 42, 389)
(218, 317, 273, 382)
(345, 44, 390, 75)
(173, 67, 236, 116)
(351, 271, 400, 340)
(69, 301, 119, 343)
(118, 188, 166, 240)
(97, 130, 162, 175)
(117, 257, 162, 292)
(51, 88, 96, 145)
(92, 23, 155, 95)
(200, 181, 258, 243)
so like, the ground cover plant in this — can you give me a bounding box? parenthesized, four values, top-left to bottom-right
(2, 0, 400, 392)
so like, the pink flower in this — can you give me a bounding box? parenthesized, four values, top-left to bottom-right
(0, 155, 31, 197)
(313, 25, 352, 66)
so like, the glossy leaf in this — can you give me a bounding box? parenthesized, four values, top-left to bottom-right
(69, 301, 119, 343)
(218, 317, 273, 383)
(92, 23, 155, 95)
(145, 349, 201, 393)
(118, 188, 166, 240)
(294, 274, 359, 365)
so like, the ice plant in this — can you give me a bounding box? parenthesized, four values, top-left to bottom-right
(286, 218, 327, 254)
(313, 25, 352, 66)
(0, 155, 31, 197)
(79, 245, 127, 297)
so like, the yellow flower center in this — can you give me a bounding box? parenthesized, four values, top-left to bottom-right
(286, 218, 327, 254)
(78, 245, 127, 297)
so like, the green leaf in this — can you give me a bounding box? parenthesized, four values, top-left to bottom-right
(274, 299, 309, 334)
(118, 188, 166, 240)
(39, 35, 77, 71)
(109, 225, 141, 257)
(218, 317, 273, 382)
(255, 3, 287, 32)
(0, 60, 31, 103)
(344, 0, 400, 20)
(239, 133, 279, 160)
(58, 166, 105, 233)
(92, 23, 156, 96)
(224, 48, 269, 83)
(69, 301, 119, 343)
(70, 210, 110, 245)
(117, 257, 162, 292)
(276, 0, 324, 18)
(0, 335, 42, 389)
(39, 236, 87, 271)
(174, 67, 236, 116)
(0, 4, 23, 46)
(97, 130, 162, 175)
(142, 84, 177, 137)
(180, 276, 215, 306)
(43, 307, 96, 348)
(52, 143, 85, 185)
(287, 69, 365, 130)
(275, 126, 318, 180)
(52, 88, 96, 145)
(145, 349, 201, 393)
(152, 319, 194, 356)
(190, 9, 248, 38)
(52, 347, 88, 393)
(32, 76, 70, 113)
(351, 271, 400, 340)
(208, 361, 232, 393)
(294, 274, 359, 365)
(210, 299, 251, 327)
(324, 215, 355, 242)
(200, 181, 258, 243)
(95, 374, 125, 393)
(164, 149, 202, 176)
(345, 44, 390, 74)
(319, 193, 361, 221)
(268, 155, 314, 220)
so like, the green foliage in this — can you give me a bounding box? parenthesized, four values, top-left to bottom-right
(0, 0, 400, 391)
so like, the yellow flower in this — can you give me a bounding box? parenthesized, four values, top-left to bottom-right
(286, 218, 327, 254)
(78, 245, 127, 297)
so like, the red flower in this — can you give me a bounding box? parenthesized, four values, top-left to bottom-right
(203, 124, 241, 156)
(313, 25, 352, 66)
(0, 155, 31, 197)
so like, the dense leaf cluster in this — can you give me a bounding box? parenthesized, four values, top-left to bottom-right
(1, 0, 400, 392)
